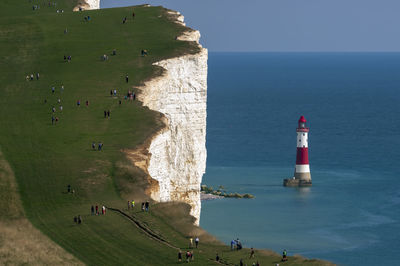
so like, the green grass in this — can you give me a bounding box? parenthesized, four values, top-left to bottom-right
(0, 1, 333, 265)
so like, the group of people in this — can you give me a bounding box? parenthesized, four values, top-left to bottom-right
(51, 115, 59, 125)
(103, 110, 111, 118)
(141, 49, 148, 56)
(51, 85, 64, 93)
(63, 55, 72, 62)
(31, 2, 59, 11)
(101, 49, 120, 61)
(128, 200, 150, 212)
(189, 237, 200, 249)
(122, 9, 136, 23)
(231, 238, 243, 251)
(236, 249, 287, 265)
(73, 215, 82, 224)
(26, 73, 39, 81)
(76, 100, 89, 107)
(47, 85, 65, 124)
(178, 250, 194, 263)
(101, 54, 109, 61)
(91, 205, 106, 215)
(125, 90, 136, 101)
(92, 142, 103, 151)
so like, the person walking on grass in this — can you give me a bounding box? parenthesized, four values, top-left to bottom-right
(249, 247, 255, 258)
(104, 110, 107, 118)
(36, 72, 40, 80)
(195, 237, 199, 248)
(102, 205, 106, 215)
(91, 205, 94, 215)
(145, 201, 149, 212)
(141, 202, 145, 211)
(125, 74, 129, 83)
(95, 205, 99, 215)
(92, 142, 96, 150)
(52, 86, 55, 93)
(131, 200, 135, 208)
(189, 237, 193, 249)
(52, 116, 55, 125)
(127, 201, 130, 210)
(282, 249, 288, 261)
(185, 251, 190, 263)
(107, 110, 110, 118)
(178, 250, 182, 262)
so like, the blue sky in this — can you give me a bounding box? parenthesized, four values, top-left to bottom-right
(101, 0, 400, 52)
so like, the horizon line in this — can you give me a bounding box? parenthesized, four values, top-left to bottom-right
(207, 51, 400, 53)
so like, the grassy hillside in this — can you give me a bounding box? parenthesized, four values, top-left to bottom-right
(0, 0, 333, 265)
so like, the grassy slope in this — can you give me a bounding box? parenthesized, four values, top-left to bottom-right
(0, 149, 82, 265)
(0, 1, 333, 265)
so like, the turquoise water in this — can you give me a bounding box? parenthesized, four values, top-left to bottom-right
(200, 53, 400, 265)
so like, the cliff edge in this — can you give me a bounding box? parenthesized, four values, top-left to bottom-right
(73, 0, 100, 11)
(136, 13, 207, 225)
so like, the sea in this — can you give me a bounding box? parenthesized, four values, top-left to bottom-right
(200, 52, 400, 266)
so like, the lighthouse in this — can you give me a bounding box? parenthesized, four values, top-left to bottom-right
(283, 115, 312, 187)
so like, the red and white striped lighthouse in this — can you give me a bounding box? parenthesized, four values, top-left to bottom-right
(284, 115, 312, 186)
(294, 116, 311, 182)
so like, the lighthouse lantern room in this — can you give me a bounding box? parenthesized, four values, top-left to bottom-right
(283, 115, 312, 187)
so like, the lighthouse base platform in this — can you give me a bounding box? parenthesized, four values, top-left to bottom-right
(283, 177, 312, 187)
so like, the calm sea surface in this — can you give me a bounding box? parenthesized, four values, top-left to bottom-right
(200, 53, 400, 266)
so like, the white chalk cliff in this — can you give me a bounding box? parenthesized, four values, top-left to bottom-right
(74, 0, 99, 11)
(137, 14, 207, 225)
(76, 1, 208, 225)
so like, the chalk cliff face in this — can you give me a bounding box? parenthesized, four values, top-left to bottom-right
(74, 0, 100, 11)
(137, 17, 207, 225)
